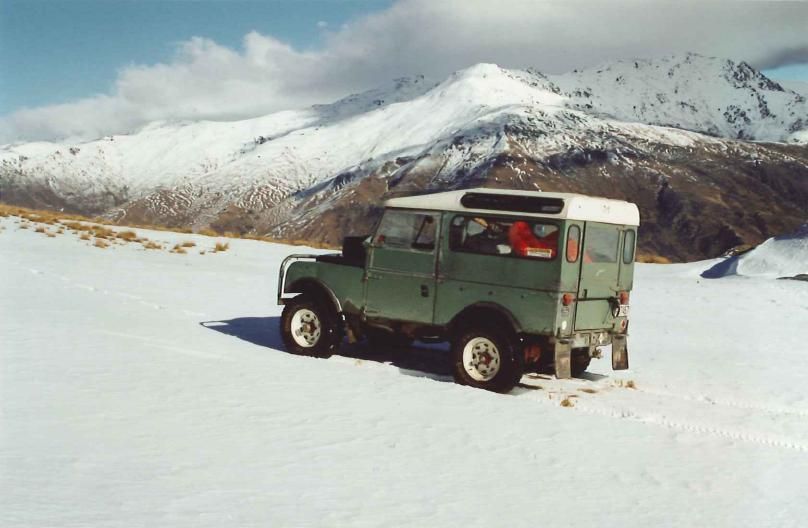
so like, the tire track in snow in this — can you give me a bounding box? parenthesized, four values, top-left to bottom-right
(25, 265, 207, 319)
(633, 386, 808, 419)
(518, 379, 808, 453)
(570, 401, 808, 453)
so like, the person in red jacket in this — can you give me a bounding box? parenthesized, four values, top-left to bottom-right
(508, 221, 558, 258)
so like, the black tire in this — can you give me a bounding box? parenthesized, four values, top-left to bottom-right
(451, 326, 522, 393)
(280, 294, 342, 357)
(571, 348, 592, 377)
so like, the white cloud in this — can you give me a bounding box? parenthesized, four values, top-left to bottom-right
(317, 20, 328, 29)
(3, 0, 808, 143)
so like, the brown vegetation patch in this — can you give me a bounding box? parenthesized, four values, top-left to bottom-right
(141, 240, 162, 250)
(214, 241, 230, 252)
(116, 230, 138, 241)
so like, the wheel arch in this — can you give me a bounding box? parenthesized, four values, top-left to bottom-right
(286, 278, 342, 315)
(448, 302, 522, 338)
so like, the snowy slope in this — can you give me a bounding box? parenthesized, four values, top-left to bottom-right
(3, 214, 808, 527)
(553, 53, 808, 142)
(703, 223, 808, 279)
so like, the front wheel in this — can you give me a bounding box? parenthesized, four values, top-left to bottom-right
(451, 328, 522, 393)
(280, 294, 341, 357)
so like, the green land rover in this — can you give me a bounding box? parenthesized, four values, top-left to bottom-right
(278, 188, 640, 393)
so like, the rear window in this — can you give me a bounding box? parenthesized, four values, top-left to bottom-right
(450, 215, 559, 260)
(566, 225, 581, 263)
(623, 229, 636, 264)
(375, 210, 437, 251)
(584, 225, 620, 263)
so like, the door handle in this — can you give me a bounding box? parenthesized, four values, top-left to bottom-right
(421, 285, 429, 297)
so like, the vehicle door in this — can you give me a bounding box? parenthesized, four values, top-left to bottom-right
(364, 209, 439, 324)
(574, 222, 623, 330)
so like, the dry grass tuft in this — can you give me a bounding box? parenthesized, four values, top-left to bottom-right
(60, 220, 85, 231)
(46, 232, 57, 238)
(578, 388, 597, 394)
(3, 202, 341, 252)
(90, 226, 115, 239)
(214, 241, 230, 252)
(80, 233, 91, 241)
(170, 244, 188, 254)
(560, 398, 574, 408)
(141, 240, 162, 250)
(35, 226, 46, 233)
(116, 230, 138, 241)
(179, 240, 196, 248)
(93, 239, 109, 249)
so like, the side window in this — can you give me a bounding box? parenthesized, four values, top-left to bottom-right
(584, 224, 620, 263)
(374, 210, 436, 251)
(623, 229, 636, 264)
(566, 225, 581, 263)
(449, 215, 559, 260)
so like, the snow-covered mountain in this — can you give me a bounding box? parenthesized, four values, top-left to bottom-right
(1, 54, 807, 260)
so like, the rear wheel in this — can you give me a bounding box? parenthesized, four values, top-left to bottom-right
(451, 327, 522, 393)
(280, 294, 341, 357)
(571, 348, 592, 377)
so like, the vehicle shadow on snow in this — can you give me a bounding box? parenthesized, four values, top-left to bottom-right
(200, 317, 286, 350)
(199, 316, 454, 382)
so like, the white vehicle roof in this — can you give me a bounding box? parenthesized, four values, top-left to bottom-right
(384, 188, 640, 226)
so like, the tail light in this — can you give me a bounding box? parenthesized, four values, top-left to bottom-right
(562, 293, 576, 306)
(619, 291, 629, 305)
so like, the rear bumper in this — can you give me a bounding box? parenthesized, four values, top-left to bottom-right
(552, 332, 629, 378)
(569, 330, 620, 349)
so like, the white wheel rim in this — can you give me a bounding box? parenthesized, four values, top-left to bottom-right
(290, 308, 321, 348)
(462, 337, 501, 381)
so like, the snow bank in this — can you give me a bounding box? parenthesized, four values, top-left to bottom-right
(702, 223, 808, 279)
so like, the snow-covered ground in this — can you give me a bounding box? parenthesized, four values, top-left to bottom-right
(2, 216, 808, 527)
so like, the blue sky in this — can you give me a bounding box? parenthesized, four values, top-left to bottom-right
(2, 0, 807, 142)
(0, 0, 394, 113)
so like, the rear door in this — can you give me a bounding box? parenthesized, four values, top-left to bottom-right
(574, 223, 622, 330)
(364, 209, 439, 324)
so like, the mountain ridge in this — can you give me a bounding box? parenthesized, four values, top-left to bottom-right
(1, 53, 807, 261)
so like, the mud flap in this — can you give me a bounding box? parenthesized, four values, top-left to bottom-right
(612, 335, 629, 370)
(554, 340, 572, 379)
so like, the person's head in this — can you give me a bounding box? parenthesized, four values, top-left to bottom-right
(534, 224, 556, 238)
